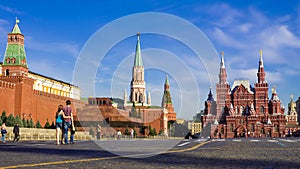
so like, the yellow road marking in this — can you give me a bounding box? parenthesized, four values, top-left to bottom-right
(2, 141, 210, 168)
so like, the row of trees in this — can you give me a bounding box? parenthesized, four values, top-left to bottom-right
(0, 111, 52, 129)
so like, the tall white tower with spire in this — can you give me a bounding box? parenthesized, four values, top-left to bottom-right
(129, 33, 150, 106)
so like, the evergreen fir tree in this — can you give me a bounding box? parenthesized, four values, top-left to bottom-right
(6, 114, 15, 126)
(28, 118, 34, 128)
(44, 119, 51, 129)
(23, 118, 28, 128)
(1, 111, 7, 123)
(124, 127, 129, 135)
(15, 115, 23, 127)
(153, 128, 157, 136)
(149, 126, 153, 136)
(36, 121, 42, 128)
(26, 119, 30, 127)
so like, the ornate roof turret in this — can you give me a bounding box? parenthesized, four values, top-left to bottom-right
(3, 18, 28, 73)
(219, 51, 228, 84)
(257, 49, 266, 83)
(134, 33, 143, 67)
(207, 87, 214, 101)
(271, 86, 280, 101)
(162, 74, 172, 107)
(12, 18, 21, 34)
(221, 51, 225, 68)
(259, 49, 264, 68)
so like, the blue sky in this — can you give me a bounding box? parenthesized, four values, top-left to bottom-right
(1, 0, 300, 120)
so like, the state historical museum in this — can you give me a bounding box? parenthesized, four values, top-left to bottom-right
(202, 51, 286, 138)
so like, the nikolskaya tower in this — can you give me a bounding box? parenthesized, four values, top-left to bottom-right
(124, 33, 151, 107)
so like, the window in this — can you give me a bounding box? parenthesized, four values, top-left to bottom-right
(251, 124, 255, 132)
(260, 106, 264, 114)
(5, 69, 9, 76)
(230, 124, 233, 132)
(240, 106, 243, 114)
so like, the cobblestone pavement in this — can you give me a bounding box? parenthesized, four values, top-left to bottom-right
(0, 138, 299, 169)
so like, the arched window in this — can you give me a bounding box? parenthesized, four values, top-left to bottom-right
(5, 69, 9, 76)
(251, 124, 255, 132)
(260, 106, 264, 114)
(240, 106, 243, 114)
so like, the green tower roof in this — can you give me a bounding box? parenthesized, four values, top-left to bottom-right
(165, 74, 169, 86)
(162, 75, 172, 105)
(11, 18, 22, 34)
(134, 33, 143, 66)
(3, 18, 27, 68)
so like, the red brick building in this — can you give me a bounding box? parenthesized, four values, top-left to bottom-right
(202, 51, 286, 138)
(0, 19, 82, 126)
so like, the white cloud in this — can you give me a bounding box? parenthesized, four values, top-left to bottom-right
(0, 5, 23, 15)
(26, 36, 80, 58)
(212, 27, 245, 49)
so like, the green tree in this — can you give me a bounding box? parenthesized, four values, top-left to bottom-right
(28, 118, 34, 128)
(23, 118, 28, 128)
(44, 119, 51, 129)
(124, 127, 129, 135)
(6, 114, 15, 126)
(15, 115, 23, 127)
(1, 111, 7, 123)
(153, 128, 157, 136)
(26, 119, 30, 127)
(149, 126, 154, 136)
(36, 121, 42, 128)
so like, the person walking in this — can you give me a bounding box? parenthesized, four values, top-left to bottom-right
(1, 122, 7, 143)
(130, 128, 134, 139)
(13, 122, 20, 142)
(55, 105, 64, 145)
(63, 100, 73, 145)
(97, 124, 101, 140)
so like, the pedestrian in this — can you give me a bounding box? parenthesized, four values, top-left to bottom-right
(70, 122, 75, 144)
(55, 105, 64, 145)
(97, 124, 101, 140)
(63, 100, 73, 144)
(130, 128, 134, 139)
(1, 122, 7, 143)
(116, 130, 122, 140)
(13, 122, 20, 142)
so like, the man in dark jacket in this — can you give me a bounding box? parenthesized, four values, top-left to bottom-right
(13, 122, 20, 142)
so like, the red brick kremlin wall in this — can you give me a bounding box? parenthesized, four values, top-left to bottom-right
(0, 76, 83, 127)
(0, 80, 15, 116)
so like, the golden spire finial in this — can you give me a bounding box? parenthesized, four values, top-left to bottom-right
(259, 49, 262, 57)
(221, 51, 224, 57)
(272, 85, 276, 94)
(15, 17, 20, 24)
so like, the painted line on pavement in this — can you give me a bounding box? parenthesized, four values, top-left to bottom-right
(177, 142, 190, 147)
(232, 139, 241, 142)
(3, 141, 211, 168)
